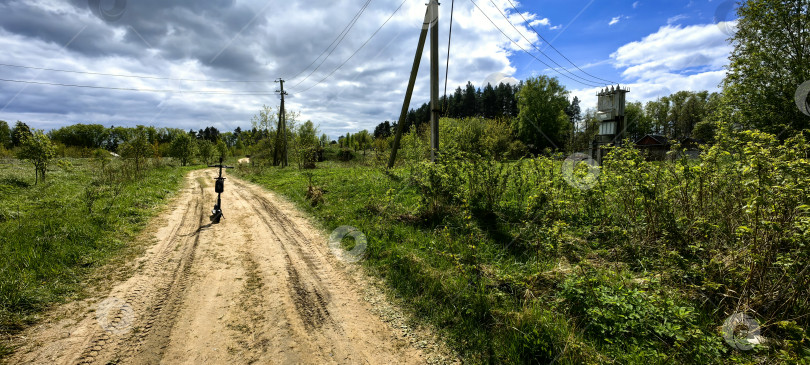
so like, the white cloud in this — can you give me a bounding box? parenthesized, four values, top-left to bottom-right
(0, 0, 550, 139)
(609, 16, 623, 26)
(667, 14, 688, 24)
(611, 23, 731, 81)
(529, 18, 550, 27)
(569, 23, 731, 111)
(632, 1, 640, 9)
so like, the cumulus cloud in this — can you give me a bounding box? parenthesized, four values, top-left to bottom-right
(0, 0, 543, 138)
(611, 23, 731, 81)
(570, 22, 731, 111)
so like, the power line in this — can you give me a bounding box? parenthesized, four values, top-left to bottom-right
(0, 62, 271, 83)
(288, 0, 373, 89)
(292, 0, 407, 94)
(488, 0, 605, 87)
(285, 0, 372, 82)
(504, 0, 614, 84)
(479, 0, 599, 86)
(469, 0, 602, 88)
(0, 78, 275, 95)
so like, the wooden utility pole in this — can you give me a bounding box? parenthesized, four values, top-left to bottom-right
(388, 0, 439, 168)
(274, 79, 288, 167)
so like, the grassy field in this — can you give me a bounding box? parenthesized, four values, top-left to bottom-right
(235, 130, 810, 363)
(0, 157, 197, 356)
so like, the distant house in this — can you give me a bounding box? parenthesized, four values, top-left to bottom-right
(635, 134, 670, 161)
(634, 135, 704, 161)
(679, 137, 704, 159)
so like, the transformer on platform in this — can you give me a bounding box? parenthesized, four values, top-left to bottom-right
(592, 85, 629, 163)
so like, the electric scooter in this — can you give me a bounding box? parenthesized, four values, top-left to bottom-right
(208, 157, 234, 224)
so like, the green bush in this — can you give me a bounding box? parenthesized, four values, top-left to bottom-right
(235, 127, 810, 362)
(561, 269, 726, 362)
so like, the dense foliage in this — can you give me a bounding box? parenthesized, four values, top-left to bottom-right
(238, 124, 810, 362)
(722, 0, 810, 135)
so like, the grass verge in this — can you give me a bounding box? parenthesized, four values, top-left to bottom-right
(235, 147, 809, 364)
(0, 158, 197, 357)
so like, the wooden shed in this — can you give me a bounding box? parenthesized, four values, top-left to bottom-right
(635, 134, 670, 161)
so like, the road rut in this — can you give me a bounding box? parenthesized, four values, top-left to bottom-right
(6, 169, 435, 364)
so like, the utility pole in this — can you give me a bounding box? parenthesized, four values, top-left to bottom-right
(429, 0, 440, 162)
(388, 0, 440, 168)
(274, 79, 288, 167)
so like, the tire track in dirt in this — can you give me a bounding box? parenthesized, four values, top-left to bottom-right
(76, 176, 208, 365)
(6, 169, 439, 364)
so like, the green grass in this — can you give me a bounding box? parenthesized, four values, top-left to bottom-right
(236, 134, 810, 364)
(0, 158, 197, 356)
(235, 160, 596, 363)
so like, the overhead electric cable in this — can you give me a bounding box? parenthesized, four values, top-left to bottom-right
(292, 0, 407, 94)
(469, 0, 601, 87)
(285, 0, 372, 82)
(504, 0, 614, 84)
(0, 62, 270, 83)
(288, 0, 374, 89)
(0, 78, 275, 95)
(487, 0, 604, 87)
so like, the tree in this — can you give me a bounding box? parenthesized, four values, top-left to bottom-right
(106, 126, 132, 151)
(514, 76, 570, 150)
(692, 120, 717, 144)
(572, 108, 601, 151)
(11, 121, 31, 147)
(294, 120, 320, 169)
(623, 101, 653, 142)
(646, 97, 671, 135)
(197, 139, 214, 165)
(17, 129, 56, 184)
(198, 126, 221, 142)
(216, 140, 228, 160)
(0, 121, 11, 149)
(481, 83, 497, 118)
(49, 123, 109, 149)
(565, 96, 582, 149)
(170, 133, 196, 166)
(373, 121, 393, 139)
(462, 81, 478, 117)
(118, 126, 154, 176)
(721, 0, 810, 136)
(355, 129, 372, 156)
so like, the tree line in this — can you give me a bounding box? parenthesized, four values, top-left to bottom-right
(364, 0, 809, 155)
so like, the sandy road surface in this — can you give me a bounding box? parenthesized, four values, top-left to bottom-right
(6, 169, 442, 364)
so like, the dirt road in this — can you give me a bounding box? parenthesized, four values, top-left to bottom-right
(7, 169, 445, 364)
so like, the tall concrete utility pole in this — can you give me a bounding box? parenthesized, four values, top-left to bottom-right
(388, 0, 440, 168)
(429, 0, 440, 162)
(274, 79, 288, 167)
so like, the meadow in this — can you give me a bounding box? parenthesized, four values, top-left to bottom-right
(0, 156, 194, 356)
(235, 127, 810, 363)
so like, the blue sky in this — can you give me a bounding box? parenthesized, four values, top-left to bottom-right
(508, 0, 730, 84)
(0, 0, 736, 139)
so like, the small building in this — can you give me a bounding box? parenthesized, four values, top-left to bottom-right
(677, 137, 704, 159)
(635, 134, 670, 161)
(634, 135, 704, 161)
